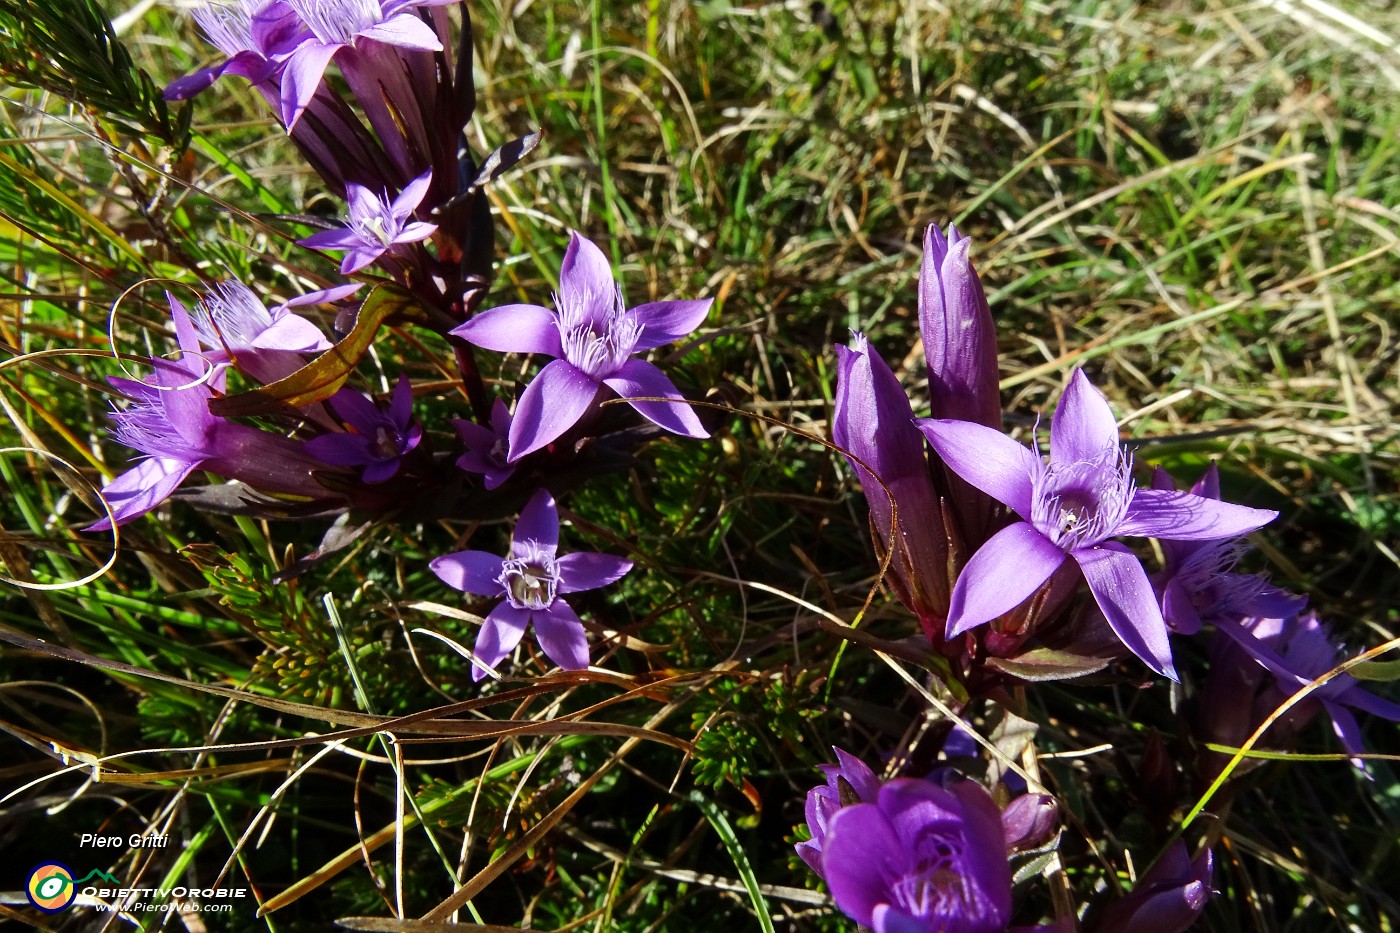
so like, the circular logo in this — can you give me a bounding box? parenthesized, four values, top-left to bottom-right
(26, 862, 76, 913)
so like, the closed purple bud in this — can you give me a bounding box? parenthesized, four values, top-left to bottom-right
(1096, 842, 1213, 933)
(795, 746, 881, 876)
(1000, 793, 1058, 853)
(919, 224, 1000, 429)
(833, 333, 951, 634)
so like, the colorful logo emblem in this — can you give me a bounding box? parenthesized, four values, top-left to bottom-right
(26, 862, 76, 913)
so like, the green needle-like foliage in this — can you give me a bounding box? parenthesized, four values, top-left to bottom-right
(0, 0, 189, 147)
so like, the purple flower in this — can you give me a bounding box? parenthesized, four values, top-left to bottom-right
(1150, 467, 1305, 635)
(1094, 842, 1212, 933)
(176, 279, 333, 386)
(1216, 612, 1400, 770)
(277, 0, 455, 129)
(165, 0, 306, 100)
(832, 333, 950, 634)
(299, 169, 438, 273)
(451, 232, 711, 460)
(87, 312, 332, 530)
(304, 375, 422, 483)
(454, 398, 517, 489)
(794, 747, 881, 876)
(429, 489, 632, 680)
(920, 224, 1000, 429)
(821, 778, 1014, 933)
(917, 369, 1278, 679)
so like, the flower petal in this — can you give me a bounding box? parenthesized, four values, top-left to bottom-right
(394, 221, 438, 244)
(822, 804, 902, 927)
(252, 314, 332, 352)
(513, 488, 559, 551)
(558, 232, 616, 326)
(298, 227, 361, 250)
(471, 601, 531, 681)
(450, 304, 564, 357)
(359, 13, 443, 51)
(325, 388, 381, 433)
(85, 457, 200, 531)
(389, 374, 414, 425)
(916, 419, 1039, 519)
(531, 600, 589, 671)
(557, 552, 632, 593)
(1073, 544, 1177, 680)
(630, 299, 713, 351)
(360, 458, 400, 484)
(280, 41, 340, 128)
(508, 359, 599, 459)
(603, 358, 708, 439)
(392, 169, 434, 221)
(429, 550, 505, 597)
(304, 432, 370, 466)
(1050, 369, 1120, 464)
(947, 522, 1066, 637)
(283, 283, 364, 308)
(1119, 488, 1276, 541)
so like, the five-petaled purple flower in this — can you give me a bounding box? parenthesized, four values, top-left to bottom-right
(918, 369, 1277, 679)
(299, 169, 438, 273)
(430, 489, 632, 680)
(305, 375, 422, 483)
(453, 398, 517, 489)
(1151, 466, 1305, 635)
(165, 0, 305, 101)
(451, 232, 711, 460)
(820, 777, 1015, 933)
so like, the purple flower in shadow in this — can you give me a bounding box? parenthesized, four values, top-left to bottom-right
(1216, 612, 1400, 771)
(454, 398, 516, 489)
(305, 375, 421, 483)
(822, 778, 1013, 933)
(299, 169, 438, 273)
(795, 747, 881, 877)
(917, 369, 1277, 679)
(451, 232, 711, 460)
(430, 489, 632, 680)
(1094, 842, 1212, 933)
(1150, 466, 1305, 635)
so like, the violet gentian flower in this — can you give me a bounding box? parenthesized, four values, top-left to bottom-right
(795, 747, 881, 876)
(1093, 842, 1212, 933)
(277, 0, 456, 129)
(305, 375, 421, 483)
(920, 224, 1000, 429)
(1216, 612, 1400, 770)
(165, 0, 305, 101)
(821, 777, 1014, 933)
(429, 489, 632, 680)
(832, 333, 950, 634)
(454, 398, 516, 489)
(177, 279, 334, 386)
(87, 311, 332, 530)
(299, 169, 438, 273)
(917, 369, 1277, 679)
(1150, 467, 1305, 635)
(451, 232, 711, 460)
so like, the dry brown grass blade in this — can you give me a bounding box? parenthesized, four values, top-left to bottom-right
(416, 697, 689, 923)
(0, 628, 690, 751)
